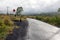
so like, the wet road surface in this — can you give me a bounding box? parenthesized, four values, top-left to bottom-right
(6, 18, 60, 40)
(26, 18, 59, 40)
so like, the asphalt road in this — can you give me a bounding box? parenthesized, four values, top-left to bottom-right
(6, 18, 60, 40)
(26, 18, 60, 40)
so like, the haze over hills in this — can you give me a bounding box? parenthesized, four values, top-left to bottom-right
(22, 12, 60, 16)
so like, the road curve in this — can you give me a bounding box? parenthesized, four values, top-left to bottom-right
(26, 18, 60, 40)
(6, 18, 60, 40)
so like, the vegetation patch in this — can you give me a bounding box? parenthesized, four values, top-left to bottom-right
(35, 16, 60, 27)
(0, 15, 14, 40)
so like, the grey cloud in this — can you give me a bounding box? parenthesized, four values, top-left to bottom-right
(0, 0, 60, 14)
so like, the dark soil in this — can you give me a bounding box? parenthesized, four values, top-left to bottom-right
(5, 20, 28, 40)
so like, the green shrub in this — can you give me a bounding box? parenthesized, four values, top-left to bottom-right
(0, 16, 14, 40)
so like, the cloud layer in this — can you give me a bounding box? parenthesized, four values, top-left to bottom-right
(0, 0, 60, 14)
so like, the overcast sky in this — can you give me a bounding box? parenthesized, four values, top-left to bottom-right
(0, 0, 60, 14)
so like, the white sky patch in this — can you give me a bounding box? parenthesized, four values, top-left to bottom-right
(0, 0, 60, 13)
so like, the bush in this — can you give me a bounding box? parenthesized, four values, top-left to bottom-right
(0, 19, 8, 40)
(0, 16, 14, 40)
(3, 16, 14, 26)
